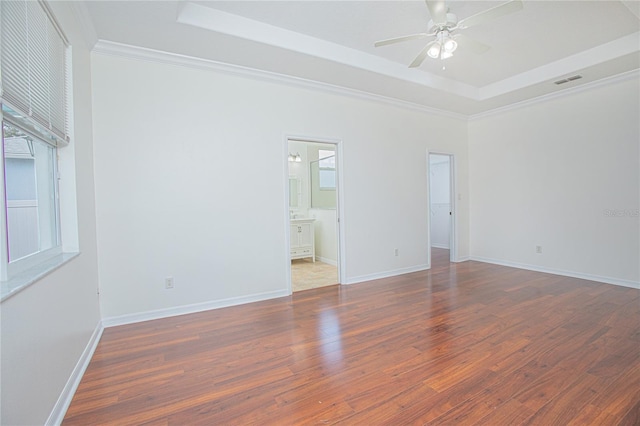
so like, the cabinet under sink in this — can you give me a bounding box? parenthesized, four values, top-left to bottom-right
(290, 218, 315, 262)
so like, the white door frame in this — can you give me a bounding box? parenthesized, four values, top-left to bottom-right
(283, 134, 346, 294)
(426, 151, 457, 266)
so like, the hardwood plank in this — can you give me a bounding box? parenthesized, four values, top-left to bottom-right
(619, 400, 640, 426)
(475, 398, 536, 425)
(368, 369, 501, 424)
(424, 337, 531, 392)
(566, 403, 619, 426)
(589, 362, 640, 420)
(63, 249, 640, 425)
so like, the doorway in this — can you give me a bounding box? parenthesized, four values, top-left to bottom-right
(286, 139, 342, 292)
(428, 153, 455, 265)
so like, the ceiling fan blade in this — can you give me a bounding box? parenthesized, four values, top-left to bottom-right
(457, 0, 523, 29)
(374, 33, 428, 47)
(409, 41, 437, 68)
(454, 34, 491, 54)
(425, 0, 448, 24)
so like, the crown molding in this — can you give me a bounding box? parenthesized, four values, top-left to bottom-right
(469, 69, 640, 121)
(92, 39, 638, 122)
(91, 40, 467, 121)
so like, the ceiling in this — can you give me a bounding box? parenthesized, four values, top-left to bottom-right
(81, 1, 640, 117)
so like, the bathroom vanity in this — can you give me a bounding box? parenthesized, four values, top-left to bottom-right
(290, 218, 315, 262)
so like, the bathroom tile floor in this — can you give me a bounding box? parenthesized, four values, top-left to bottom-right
(291, 258, 338, 292)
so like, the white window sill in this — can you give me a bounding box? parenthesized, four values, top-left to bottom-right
(0, 252, 80, 302)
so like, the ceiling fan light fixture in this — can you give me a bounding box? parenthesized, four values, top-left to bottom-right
(427, 42, 441, 59)
(443, 38, 457, 53)
(374, 0, 523, 68)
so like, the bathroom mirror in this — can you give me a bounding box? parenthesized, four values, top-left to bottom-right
(289, 177, 299, 208)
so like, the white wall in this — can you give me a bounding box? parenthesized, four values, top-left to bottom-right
(0, 3, 102, 424)
(287, 140, 309, 217)
(310, 208, 337, 264)
(91, 50, 470, 319)
(469, 75, 640, 286)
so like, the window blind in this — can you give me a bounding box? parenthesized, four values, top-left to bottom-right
(1, 0, 69, 144)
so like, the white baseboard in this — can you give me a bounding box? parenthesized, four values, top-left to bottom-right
(46, 321, 104, 426)
(102, 289, 290, 328)
(344, 264, 430, 285)
(316, 256, 337, 266)
(431, 244, 450, 249)
(45, 290, 290, 423)
(469, 256, 640, 289)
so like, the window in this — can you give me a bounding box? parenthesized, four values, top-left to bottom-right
(3, 122, 59, 263)
(318, 149, 336, 190)
(1, 0, 69, 283)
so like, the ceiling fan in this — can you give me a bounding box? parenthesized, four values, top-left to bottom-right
(374, 0, 523, 68)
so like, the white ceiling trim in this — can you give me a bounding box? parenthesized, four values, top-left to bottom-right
(470, 68, 640, 121)
(176, 3, 639, 104)
(176, 2, 479, 100)
(91, 40, 467, 120)
(480, 32, 640, 100)
(622, 0, 640, 20)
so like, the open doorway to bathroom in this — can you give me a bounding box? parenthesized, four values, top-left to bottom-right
(287, 139, 340, 292)
(429, 153, 456, 264)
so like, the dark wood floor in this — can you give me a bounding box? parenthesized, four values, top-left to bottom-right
(64, 249, 640, 425)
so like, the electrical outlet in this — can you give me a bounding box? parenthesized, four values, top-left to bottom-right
(394, 248, 399, 256)
(165, 276, 174, 289)
(536, 246, 543, 254)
